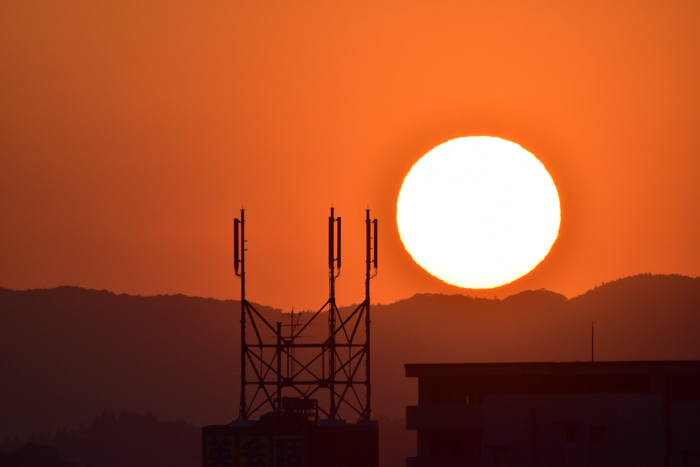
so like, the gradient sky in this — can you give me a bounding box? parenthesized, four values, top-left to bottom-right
(2, 1, 700, 311)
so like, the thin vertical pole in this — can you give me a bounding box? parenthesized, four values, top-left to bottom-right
(238, 209, 247, 420)
(328, 208, 337, 419)
(276, 322, 283, 413)
(288, 310, 293, 378)
(365, 209, 372, 420)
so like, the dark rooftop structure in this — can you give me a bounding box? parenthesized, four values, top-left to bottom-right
(406, 360, 700, 467)
(202, 209, 379, 467)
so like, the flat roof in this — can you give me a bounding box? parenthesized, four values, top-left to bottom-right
(405, 360, 700, 378)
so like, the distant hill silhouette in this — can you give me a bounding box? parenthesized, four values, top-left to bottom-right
(0, 286, 277, 440)
(568, 274, 700, 360)
(2, 274, 700, 444)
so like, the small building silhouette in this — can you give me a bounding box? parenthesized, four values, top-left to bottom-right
(202, 397, 378, 467)
(405, 360, 700, 466)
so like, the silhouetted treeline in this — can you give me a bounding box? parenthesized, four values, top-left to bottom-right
(0, 443, 79, 467)
(0, 412, 409, 467)
(0, 411, 199, 467)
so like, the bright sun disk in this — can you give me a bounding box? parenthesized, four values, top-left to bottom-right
(396, 136, 560, 288)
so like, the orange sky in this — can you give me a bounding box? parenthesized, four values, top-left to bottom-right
(2, 1, 700, 311)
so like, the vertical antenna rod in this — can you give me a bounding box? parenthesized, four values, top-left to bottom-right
(234, 210, 247, 419)
(276, 321, 283, 413)
(328, 207, 341, 419)
(364, 209, 378, 420)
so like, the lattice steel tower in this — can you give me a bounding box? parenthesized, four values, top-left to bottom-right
(233, 208, 378, 422)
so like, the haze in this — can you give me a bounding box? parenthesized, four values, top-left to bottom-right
(2, 1, 700, 310)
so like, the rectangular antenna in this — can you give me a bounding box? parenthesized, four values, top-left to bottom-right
(337, 217, 341, 269)
(373, 219, 378, 268)
(234, 218, 240, 274)
(328, 215, 334, 267)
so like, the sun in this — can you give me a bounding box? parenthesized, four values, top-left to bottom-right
(397, 136, 560, 289)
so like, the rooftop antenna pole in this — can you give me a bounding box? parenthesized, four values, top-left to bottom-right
(289, 309, 294, 378)
(234, 210, 247, 420)
(364, 209, 378, 420)
(328, 207, 341, 419)
(276, 321, 283, 413)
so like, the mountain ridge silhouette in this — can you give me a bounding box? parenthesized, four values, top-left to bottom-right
(3, 273, 700, 441)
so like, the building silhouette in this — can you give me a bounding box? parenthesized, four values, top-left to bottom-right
(406, 360, 700, 466)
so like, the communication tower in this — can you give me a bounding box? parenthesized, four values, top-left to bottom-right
(232, 208, 378, 422)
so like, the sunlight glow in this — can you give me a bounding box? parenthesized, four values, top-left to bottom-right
(397, 136, 560, 288)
